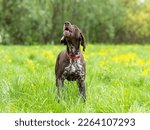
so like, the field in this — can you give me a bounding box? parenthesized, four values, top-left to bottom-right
(0, 44, 150, 113)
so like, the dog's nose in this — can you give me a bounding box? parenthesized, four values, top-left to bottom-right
(65, 21, 70, 25)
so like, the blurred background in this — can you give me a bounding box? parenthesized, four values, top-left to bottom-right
(0, 0, 150, 45)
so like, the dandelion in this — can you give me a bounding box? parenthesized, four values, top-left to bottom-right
(42, 50, 55, 62)
(142, 68, 150, 75)
(146, 59, 150, 65)
(83, 53, 90, 59)
(98, 50, 107, 56)
(136, 58, 145, 66)
(112, 52, 136, 64)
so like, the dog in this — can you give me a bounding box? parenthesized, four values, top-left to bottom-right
(55, 21, 86, 102)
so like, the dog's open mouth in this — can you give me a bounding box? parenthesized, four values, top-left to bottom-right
(63, 26, 72, 37)
(64, 26, 72, 33)
(65, 27, 69, 31)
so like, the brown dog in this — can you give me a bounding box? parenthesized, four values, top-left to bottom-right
(55, 21, 86, 102)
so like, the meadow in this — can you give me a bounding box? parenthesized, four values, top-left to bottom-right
(0, 44, 150, 113)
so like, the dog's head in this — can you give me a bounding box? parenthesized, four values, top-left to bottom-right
(60, 21, 86, 55)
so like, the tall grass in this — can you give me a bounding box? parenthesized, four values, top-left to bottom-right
(0, 44, 150, 112)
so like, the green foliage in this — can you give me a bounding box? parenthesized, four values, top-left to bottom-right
(123, 1, 150, 43)
(0, 44, 150, 112)
(0, 0, 150, 44)
(0, 0, 52, 44)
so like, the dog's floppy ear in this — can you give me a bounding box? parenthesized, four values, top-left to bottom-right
(73, 25, 86, 51)
(60, 36, 67, 45)
(80, 32, 86, 51)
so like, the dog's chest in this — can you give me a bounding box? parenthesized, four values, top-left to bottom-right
(63, 59, 84, 81)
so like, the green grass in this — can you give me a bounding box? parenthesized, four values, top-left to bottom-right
(0, 44, 150, 112)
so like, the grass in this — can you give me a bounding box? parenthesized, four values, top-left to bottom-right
(0, 44, 150, 113)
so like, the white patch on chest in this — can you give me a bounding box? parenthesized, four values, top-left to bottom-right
(70, 63, 76, 73)
(65, 59, 82, 74)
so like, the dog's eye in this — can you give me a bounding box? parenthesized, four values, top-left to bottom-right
(65, 22, 70, 25)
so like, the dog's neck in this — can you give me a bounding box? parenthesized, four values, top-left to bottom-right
(65, 38, 80, 56)
(66, 46, 80, 56)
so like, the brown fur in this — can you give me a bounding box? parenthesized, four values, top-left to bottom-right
(55, 21, 86, 102)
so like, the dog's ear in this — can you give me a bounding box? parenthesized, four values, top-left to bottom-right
(80, 32, 86, 51)
(60, 36, 67, 45)
(73, 25, 86, 51)
(73, 25, 80, 38)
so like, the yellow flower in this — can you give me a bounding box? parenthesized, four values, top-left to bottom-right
(136, 59, 145, 66)
(142, 69, 150, 75)
(146, 59, 150, 65)
(98, 50, 107, 56)
(112, 52, 136, 64)
(83, 53, 90, 59)
(42, 50, 55, 62)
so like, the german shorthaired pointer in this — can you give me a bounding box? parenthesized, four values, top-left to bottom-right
(55, 21, 86, 102)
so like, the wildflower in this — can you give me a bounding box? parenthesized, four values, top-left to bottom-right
(42, 50, 55, 62)
(83, 53, 90, 59)
(112, 52, 136, 64)
(136, 59, 145, 66)
(146, 59, 150, 65)
(98, 50, 107, 56)
(142, 69, 150, 75)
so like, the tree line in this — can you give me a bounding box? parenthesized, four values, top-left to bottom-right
(0, 0, 150, 45)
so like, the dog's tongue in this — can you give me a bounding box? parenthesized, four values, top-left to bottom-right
(63, 30, 70, 37)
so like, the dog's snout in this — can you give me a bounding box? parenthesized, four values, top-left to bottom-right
(64, 21, 70, 25)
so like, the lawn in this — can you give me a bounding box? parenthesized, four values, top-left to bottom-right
(0, 44, 150, 112)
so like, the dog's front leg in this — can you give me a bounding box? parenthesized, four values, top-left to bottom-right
(56, 78, 61, 101)
(77, 80, 86, 102)
(56, 78, 64, 102)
